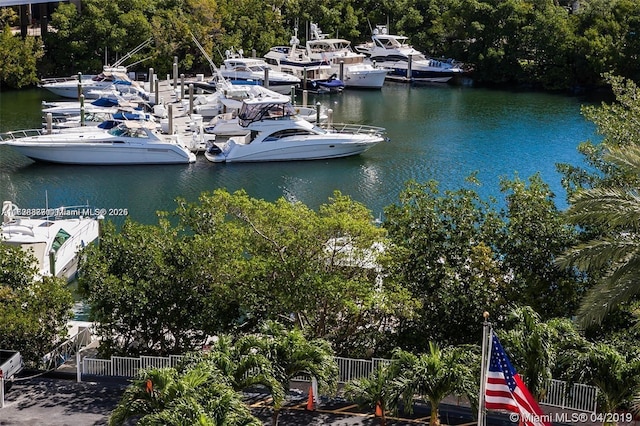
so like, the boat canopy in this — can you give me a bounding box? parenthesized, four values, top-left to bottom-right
(237, 100, 297, 127)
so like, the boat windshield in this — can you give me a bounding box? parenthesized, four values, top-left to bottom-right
(248, 65, 268, 72)
(237, 102, 297, 126)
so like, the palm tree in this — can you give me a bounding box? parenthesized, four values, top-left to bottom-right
(389, 343, 477, 426)
(557, 144, 640, 326)
(185, 334, 286, 406)
(108, 365, 261, 426)
(343, 364, 395, 426)
(255, 320, 339, 426)
(497, 306, 554, 400)
(561, 342, 640, 424)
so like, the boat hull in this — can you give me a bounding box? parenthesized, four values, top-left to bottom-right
(337, 66, 388, 89)
(372, 60, 462, 83)
(6, 141, 196, 165)
(206, 134, 384, 163)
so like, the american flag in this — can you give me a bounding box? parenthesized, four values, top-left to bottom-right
(485, 332, 550, 426)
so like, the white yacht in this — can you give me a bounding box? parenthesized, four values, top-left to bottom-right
(354, 25, 463, 83)
(304, 23, 389, 89)
(219, 49, 301, 94)
(1, 201, 100, 282)
(264, 30, 345, 94)
(0, 121, 198, 165)
(39, 38, 153, 99)
(204, 94, 387, 163)
(39, 66, 148, 100)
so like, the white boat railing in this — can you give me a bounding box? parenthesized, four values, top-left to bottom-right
(318, 122, 387, 135)
(0, 129, 46, 142)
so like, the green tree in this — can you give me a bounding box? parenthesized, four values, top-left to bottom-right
(0, 25, 43, 89)
(498, 174, 583, 318)
(176, 189, 416, 357)
(497, 306, 555, 400)
(557, 144, 640, 326)
(343, 365, 395, 426)
(389, 344, 477, 426)
(383, 179, 508, 349)
(78, 218, 241, 357)
(182, 334, 286, 408)
(256, 321, 338, 425)
(109, 365, 261, 426)
(0, 244, 74, 367)
(560, 343, 640, 419)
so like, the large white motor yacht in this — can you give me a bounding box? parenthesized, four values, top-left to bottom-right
(219, 49, 301, 94)
(304, 23, 389, 89)
(355, 25, 463, 83)
(39, 66, 149, 100)
(1, 201, 100, 282)
(264, 30, 345, 94)
(1, 121, 198, 165)
(204, 94, 387, 163)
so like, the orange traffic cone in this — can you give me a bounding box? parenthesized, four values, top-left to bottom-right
(375, 401, 383, 417)
(306, 385, 315, 411)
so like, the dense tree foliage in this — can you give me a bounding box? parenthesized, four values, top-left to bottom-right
(79, 190, 416, 358)
(0, 25, 43, 89)
(0, 0, 631, 89)
(0, 244, 75, 367)
(383, 180, 508, 349)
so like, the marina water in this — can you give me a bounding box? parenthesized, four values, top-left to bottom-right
(0, 83, 597, 224)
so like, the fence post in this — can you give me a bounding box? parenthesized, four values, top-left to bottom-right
(76, 351, 82, 382)
(0, 373, 4, 408)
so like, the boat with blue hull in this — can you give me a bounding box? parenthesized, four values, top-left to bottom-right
(219, 49, 301, 94)
(355, 25, 463, 83)
(264, 31, 346, 94)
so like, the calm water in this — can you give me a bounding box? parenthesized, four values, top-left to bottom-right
(0, 84, 596, 223)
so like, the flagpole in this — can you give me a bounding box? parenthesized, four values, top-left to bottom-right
(477, 311, 491, 426)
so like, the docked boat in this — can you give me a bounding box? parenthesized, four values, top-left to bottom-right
(264, 31, 345, 94)
(39, 38, 153, 99)
(219, 49, 301, 94)
(0, 121, 198, 165)
(39, 66, 149, 100)
(354, 25, 463, 83)
(303, 23, 389, 89)
(1, 201, 100, 281)
(204, 94, 387, 163)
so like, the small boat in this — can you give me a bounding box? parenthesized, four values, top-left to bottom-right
(219, 48, 301, 94)
(204, 94, 387, 163)
(354, 25, 463, 83)
(1, 201, 100, 282)
(304, 23, 389, 89)
(264, 30, 345, 94)
(0, 121, 198, 165)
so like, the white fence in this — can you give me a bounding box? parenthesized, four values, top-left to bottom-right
(539, 379, 599, 414)
(79, 353, 598, 413)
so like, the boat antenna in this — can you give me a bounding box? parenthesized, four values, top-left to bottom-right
(367, 18, 373, 35)
(113, 37, 154, 68)
(190, 32, 226, 82)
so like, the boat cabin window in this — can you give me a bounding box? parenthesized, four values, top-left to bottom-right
(264, 129, 316, 142)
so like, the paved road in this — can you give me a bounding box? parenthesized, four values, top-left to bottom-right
(1, 375, 129, 426)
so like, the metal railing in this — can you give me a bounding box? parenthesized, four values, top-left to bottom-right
(0, 129, 46, 142)
(42, 327, 94, 371)
(539, 379, 598, 414)
(318, 122, 387, 135)
(78, 353, 597, 413)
